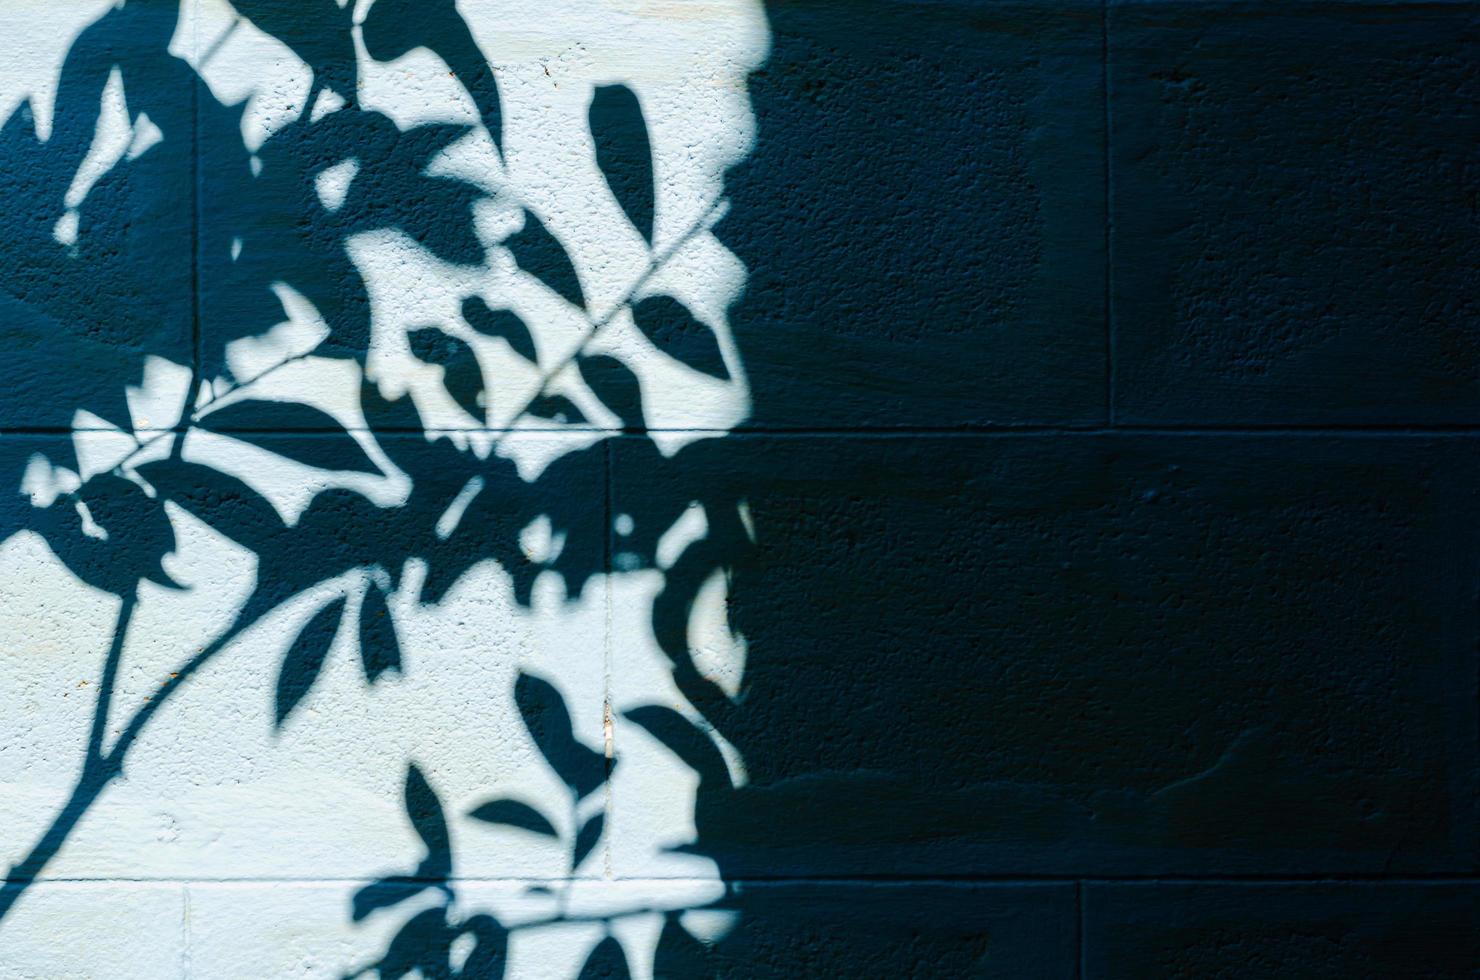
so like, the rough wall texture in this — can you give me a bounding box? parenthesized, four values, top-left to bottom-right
(1, 0, 1478, 977)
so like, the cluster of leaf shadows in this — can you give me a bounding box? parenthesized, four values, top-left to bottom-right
(0, 0, 754, 974)
(344, 676, 605, 978)
(346, 675, 729, 978)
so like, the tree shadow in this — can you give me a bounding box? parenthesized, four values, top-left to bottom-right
(0, 0, 766, 975)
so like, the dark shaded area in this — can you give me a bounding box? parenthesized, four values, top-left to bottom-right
(718, 0, 1106, 428)
(659, 882, 1076, 978)
(466, 799, 558, 838)
(668, 0, 1480, 970)
(231, 0, 355, 105)
(0, 0, 192, 437)
(1084, 883, 1480, 979)
(1110, 2, 1480, 424)
(615, 435, 1480, 881)
(577, 355, 646, 430)
(25, 471, 181, 594)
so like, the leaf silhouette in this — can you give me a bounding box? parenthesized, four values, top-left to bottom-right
(396, 176, 486, 266)
(653, 912, 718, 977)
(0, 3, 196, 430)
(649, 527, 750, 735)
(379, 906, 454, 980)
(137, 458, 284, 555)
(462, 296, 537, 365)
(409, 327, 486, 423)
(360, 375, 425, 432)
(197, 399, 382, 474)
(622, 706, 730, 790)
(203, 102, 488, 370)
(80, 475, 177, 587)
(513, 673, 607, 798)
(275, 596, 346, 727)
(33, 475, 182, 596)
(351, 875, 429, 923)
(577, 936, 632, 980)
(630, 296, 729, 380)
(359, 0, 503, 152)
(505, 211, 584, 309)
(524, 394, 587, 426)
(405, 763, 453, 878)
(571, 811, 605, 872)
(359, 375, 470, 481)
(247, 489, 387, 609)
(332, 115, 487, 264)
(372, 120, 477, 174)
(589, 85, 655, 244)
(467, 799, 559, 838)
(197, 104, 372, 374)
(577, 355, 645, 430)
(358, 583, 402, 682)
(231, 0, 356, 101)
(458, 914, 509, 979)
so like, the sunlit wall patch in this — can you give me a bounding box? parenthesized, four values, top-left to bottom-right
(0, 0, 770, 975)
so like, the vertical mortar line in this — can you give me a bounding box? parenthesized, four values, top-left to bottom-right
(1076, 880, 1085, 979)
(190, 0, 202, 416)
(1102, 0, 1115, 427)
(602, 436, 615, 881)
(180, 883, 193, 978)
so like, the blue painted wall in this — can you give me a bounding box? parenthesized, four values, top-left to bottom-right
(0, 0, 1476, 974)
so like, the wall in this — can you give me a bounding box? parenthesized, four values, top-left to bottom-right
(1, 0, 1477, 976)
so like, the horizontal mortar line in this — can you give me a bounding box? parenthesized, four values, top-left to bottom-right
(645, 874, 1480, 886)
(13, 425, 1480, 437)
(6, 877, 720, 888)
(11, 874, 1480, 886)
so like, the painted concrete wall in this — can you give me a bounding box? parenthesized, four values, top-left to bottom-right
(1, 0, 1478, 976)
